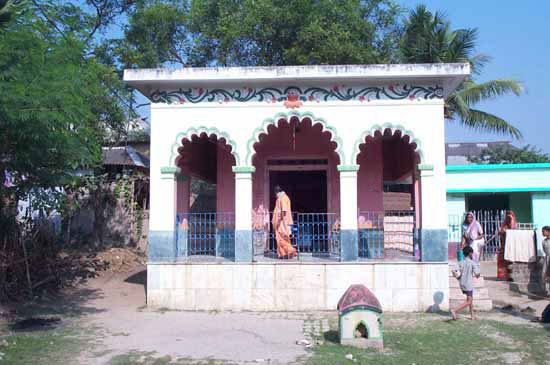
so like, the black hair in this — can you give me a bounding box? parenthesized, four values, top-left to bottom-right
(462, 245, 474, 257)
(542, 226, 550, 232)
(274, 185, 282, 194)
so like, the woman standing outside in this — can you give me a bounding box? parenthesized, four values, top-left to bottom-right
(497, 211, 517, 281)
(460, 212, 484, 261)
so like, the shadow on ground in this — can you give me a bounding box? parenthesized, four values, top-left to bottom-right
(125, 268, 147, 302)
(323, 330, 339, 344)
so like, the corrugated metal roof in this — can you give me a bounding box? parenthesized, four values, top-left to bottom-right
(102, 146, 150, 168)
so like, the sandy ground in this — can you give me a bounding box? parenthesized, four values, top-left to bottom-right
(60, 260, 549, 364)
(78, 267, 309, 364)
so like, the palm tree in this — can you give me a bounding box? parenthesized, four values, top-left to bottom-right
(401, 5, 523, 139)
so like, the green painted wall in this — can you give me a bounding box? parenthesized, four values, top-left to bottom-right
(532, 192, 550, 255)
(509, 192, 532, 223)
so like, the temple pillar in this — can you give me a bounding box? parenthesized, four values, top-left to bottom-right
(175, 167, 190, 259)
(233, 166, 255, 262)
(149, 167, 179, 262)
(338, 165, 359, 261)
(418, 164, 448, 262)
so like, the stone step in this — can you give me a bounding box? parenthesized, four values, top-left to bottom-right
(450, 287, 489, 300)
(450, 298, 493, 311)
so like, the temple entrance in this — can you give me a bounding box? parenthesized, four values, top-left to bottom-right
(269, 170, 327, 214)
(251, 116, 341, 260)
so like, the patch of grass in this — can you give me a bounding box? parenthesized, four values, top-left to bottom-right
(308, 313, 550, 365)
(0, 326, 84, 364)
(107, 351, 234, 365)
(155, 307, 172, 314)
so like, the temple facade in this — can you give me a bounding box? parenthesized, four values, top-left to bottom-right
(124, 64, 469, 311)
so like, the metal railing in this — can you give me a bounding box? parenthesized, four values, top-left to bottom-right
(260, 212, 341, 260)
(448, 210, 536, 261)
(358, 211, 417, 260)
(176, 212, 235, 260)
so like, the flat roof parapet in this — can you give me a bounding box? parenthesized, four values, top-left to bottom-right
(124, 63, 470, 100)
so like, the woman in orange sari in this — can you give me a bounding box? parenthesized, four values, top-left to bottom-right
(272, 185, 297, 259)
(497, 211, 517, 281)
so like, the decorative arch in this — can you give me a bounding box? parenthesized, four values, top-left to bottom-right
(245, 111, 344, 166)
(168, 126, 239, 167)
(352, 123, 425, 164)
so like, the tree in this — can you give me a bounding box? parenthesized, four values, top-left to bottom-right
(117, 0, 404, 68)
(467, 145, 550, 164)
(0, 0, 25, 28)
(0, 1, 131, 213)
(401, 5, 523, 139)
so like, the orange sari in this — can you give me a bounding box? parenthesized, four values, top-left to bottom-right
(272, 192, 297, 258)
(498, 212, 517, 281)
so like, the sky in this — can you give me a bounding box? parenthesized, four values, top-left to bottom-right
(132, 1, 550, 152)
(399, 0, 550, 152)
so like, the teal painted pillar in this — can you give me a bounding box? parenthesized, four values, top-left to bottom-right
(531, 192, 550, 255)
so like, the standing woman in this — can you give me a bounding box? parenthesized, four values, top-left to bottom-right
(461, 212, 484, 261)
(497, 211, 517, 281)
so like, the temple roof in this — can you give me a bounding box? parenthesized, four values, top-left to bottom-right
(124, 63, 469, 100)
(337, 284, 382, 314)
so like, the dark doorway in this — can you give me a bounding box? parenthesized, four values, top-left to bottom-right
(466, 193, 509, 212)
(269, 170, 327, 213)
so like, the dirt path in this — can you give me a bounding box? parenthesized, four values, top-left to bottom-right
(78, 267, 309, 364)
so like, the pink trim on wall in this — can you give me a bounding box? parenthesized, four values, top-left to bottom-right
(216, 143, 236, 213)
(175, 135, 236, 214)
(357, 136, 383, 212)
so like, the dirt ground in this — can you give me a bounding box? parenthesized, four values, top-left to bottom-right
(1, 259, 549, 364)
(78, 267, 309, 364)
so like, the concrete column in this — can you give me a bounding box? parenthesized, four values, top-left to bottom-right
(175, 169, 190, 259)
(531, 192, 550, 255)
(418, 164, 448, 262)
(233, 166, 255, 262)
(149, 167, 179, 262)
(338, 165, 359, 261)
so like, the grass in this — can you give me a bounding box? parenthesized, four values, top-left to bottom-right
(0, 325, 84, 364)
(308, 313, 550, 365)
(107, 351, 233, 365)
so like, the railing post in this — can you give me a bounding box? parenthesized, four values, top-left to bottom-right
(233, 166, 255, 262)
(338, 165, 359, 261)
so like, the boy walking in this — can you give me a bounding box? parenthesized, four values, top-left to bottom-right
(451, 245, 481, 320)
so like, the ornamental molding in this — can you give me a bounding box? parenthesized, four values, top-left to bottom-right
(150, 84, 443, 105)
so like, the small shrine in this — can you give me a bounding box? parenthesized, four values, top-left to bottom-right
(337, 284, 383, 349)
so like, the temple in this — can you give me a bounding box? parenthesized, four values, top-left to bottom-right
(124, 63, 469, 311)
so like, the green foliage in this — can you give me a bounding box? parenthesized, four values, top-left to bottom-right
(117, 0, 404, 68)
(401, 5, 523, 138)
(467, 144, 550, 164)
(0, 0, 26, 28)
(0, 1, 133, 212)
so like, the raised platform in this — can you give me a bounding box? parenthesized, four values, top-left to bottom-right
(147, 261, 449, 312)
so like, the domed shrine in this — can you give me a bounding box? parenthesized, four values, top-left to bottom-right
(337, 284, 383, 349)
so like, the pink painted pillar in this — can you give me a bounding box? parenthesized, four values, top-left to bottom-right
(176, 165, 190, 214)
(216, 146, 236, 214)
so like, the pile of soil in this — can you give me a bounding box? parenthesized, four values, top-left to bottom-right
(95, 247, 146, 273)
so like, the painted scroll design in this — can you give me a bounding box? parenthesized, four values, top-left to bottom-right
(149, 84, 444, 104)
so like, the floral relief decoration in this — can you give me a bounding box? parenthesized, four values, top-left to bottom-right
(150, 84, 444, 107)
